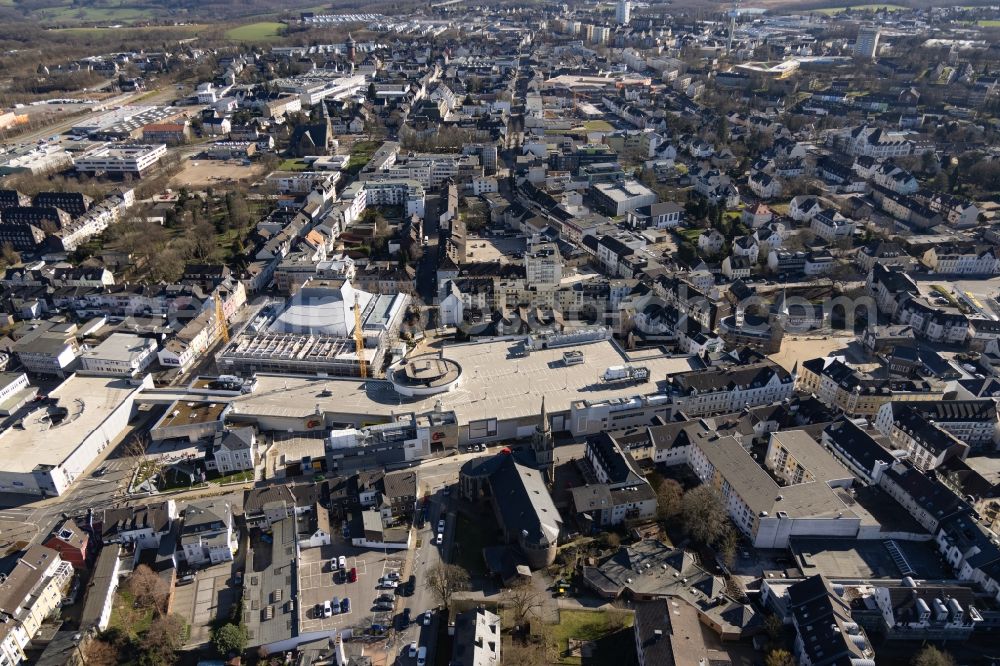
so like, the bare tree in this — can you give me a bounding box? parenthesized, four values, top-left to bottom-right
(0, 242, 20, 268)
(680, 486, 729, 547)
(128, 564, 168, 611)
(83, 637, 121, 666)
(605, 606, 632, 632)
(426, 562, 469, 610)
(142, 614, 185, 665)
(505, 637, 547, 666)
(500, 578, 544, 627)
(765, 649, 797, 666)
(655, 477, 684, 521)
(914, 646, 957, 666)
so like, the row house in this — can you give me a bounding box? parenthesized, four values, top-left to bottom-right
(797, 356, 941, 417)
(664, 360, 795, 417)
(916, 190, 980, 228)
(878, 461, 971, 534)
(874, 401, 970, 472)
(0, 547, 74, 666)
(896, 295, 969, 344)
(872, 162, 919, 195)
(875, 400, 998, 452)
(921, 244, 1000, 276)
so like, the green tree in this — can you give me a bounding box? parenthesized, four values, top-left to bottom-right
(914, 646, 957, 666)
(212, 622, 248, 658)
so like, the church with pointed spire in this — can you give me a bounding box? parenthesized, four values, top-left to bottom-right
(531, 397, 554, 484)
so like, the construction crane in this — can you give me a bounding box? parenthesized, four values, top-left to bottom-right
(354, 293, 368, 379)
(727, 0, 741, 56)
(214, 292, 230, 344)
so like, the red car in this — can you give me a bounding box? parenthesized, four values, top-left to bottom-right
(348, 567, 357, 583)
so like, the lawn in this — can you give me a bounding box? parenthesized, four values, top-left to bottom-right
(583, 120, 614, 132)
(677, 227, 703, 243)
(978, 19, 1000, 26)
(452, 512, 494, 576)
(278, 158, 309, 172)
(211, 470, 255, 485)
(812, 3, 906, 14)
(225, 21, 286, 41)
(549, 609, 635, 666)
(107, 589, 155, 641)
(345, 140, 381, 174)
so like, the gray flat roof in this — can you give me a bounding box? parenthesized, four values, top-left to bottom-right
(0, 375, 140, 472)
(82, 332, 153, 362)
(232, 338, 697, 425)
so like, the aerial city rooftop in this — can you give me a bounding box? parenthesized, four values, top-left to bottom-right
(0, 0, 997, 664)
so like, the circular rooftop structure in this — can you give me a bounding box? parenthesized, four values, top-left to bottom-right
(389, 355, 462, 397)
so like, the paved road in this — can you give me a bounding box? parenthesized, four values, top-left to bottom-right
(11, 87, 181, 145)
(416, 194, 442, 306)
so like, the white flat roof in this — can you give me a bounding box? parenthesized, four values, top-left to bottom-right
(232, 338, 697, 424)
(0, 375, 138, 472)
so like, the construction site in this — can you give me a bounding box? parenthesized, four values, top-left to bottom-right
(215, 281, 410, 378)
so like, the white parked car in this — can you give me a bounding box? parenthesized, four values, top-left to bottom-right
(408, 642, 418, 658)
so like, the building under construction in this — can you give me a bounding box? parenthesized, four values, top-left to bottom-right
(216, 280, 409, 377)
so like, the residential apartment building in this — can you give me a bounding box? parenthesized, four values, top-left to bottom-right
(0, 547, 74, 666)
(664, 360, 795, 417)
(180, 500, 238, 566)
(921, 244, 1000, 275)
(211, 428, 258, 475)
(874, 400, 998, 451)
(571, 432, 656, 528)
(79, 332, 157, 377)
(797, 356, 942, 417)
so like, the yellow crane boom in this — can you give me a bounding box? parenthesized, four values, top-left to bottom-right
(214, 292, 230, 344)
(354, 293, 367, 379)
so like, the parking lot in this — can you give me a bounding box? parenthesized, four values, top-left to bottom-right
(173, 560, 238, 647)
(298, 543, 407, 636)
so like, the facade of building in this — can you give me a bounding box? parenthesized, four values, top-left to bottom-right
(0, 547, 74, 666)
(79, 333, 157, 377)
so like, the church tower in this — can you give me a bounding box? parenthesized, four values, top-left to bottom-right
(532, 397, 554, 483)
(345, 33, 356, 64)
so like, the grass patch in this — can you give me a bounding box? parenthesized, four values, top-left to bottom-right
(677, 227, 703, 243)
(549, 609, 635, 666)
(107, 589, 155, 640)
(212, 470, 255, 485)
(812, 3, 906, 13)
(582, 120, 614, 132)
(978, 19, 1000, 26)
(452, 512, 494, 577)
(345, 140, 381, 175)
(225, 21, 286, 41)
(278, 158, 308, 171)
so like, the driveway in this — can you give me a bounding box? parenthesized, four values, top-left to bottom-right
(173, 560, 237, 647)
